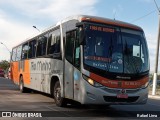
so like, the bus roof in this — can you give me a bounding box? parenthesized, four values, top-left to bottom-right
(61, 15, 143, 31)
(13, 15, 143, 48)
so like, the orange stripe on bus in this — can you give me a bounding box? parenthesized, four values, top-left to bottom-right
(90, 73, 148, 89)
(11, 62, 19, 83)
(23, 60, 30, 85)
(11, 60, 30, 85)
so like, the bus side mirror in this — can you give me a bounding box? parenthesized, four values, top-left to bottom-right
(76, 22, 85, 45)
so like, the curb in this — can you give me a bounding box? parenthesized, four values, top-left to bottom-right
(148, 95, 160, 100)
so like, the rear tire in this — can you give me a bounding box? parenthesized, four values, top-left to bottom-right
(53, 81, 67, 107)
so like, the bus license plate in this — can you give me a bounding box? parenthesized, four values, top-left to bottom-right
(117, 94, 128, 99)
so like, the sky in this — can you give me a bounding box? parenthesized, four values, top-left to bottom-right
(0, 0, 160, 72)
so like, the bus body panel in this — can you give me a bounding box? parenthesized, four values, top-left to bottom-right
(23, 60, 30, 85)
(90, 72, 149, 89)
(23, 58, 63, 94)
(80, 78, 148, 104)
(66, 68, 148, 105)
(11, 61, 19, 84)
(64, 60, 74, 99)
(73, 67, 82, 102)
(76, 64, 149, 104)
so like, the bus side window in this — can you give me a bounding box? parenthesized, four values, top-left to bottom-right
(36, 34, 48, 57)
(16, 45, 22, 61)
(54, 36, 60, 53)
(47, 28, 61, 58)
(50, 35, 56, 54)
(47, 34, 52, 55)
(22, 43, 29, 60)
(11, 48, 17, 61)
(28, 40, 36, 58)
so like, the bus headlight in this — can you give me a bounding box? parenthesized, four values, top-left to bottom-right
(83, 75, 103, 87)
(88, 78, 94, 86)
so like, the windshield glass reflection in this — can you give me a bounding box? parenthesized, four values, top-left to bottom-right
(83, 24, 149, 74)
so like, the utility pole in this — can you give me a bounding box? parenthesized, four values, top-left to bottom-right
(152, 0, 160, 95)
(0, 42, 11, 54)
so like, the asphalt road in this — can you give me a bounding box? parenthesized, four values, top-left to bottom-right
(0, 77, 160, 120)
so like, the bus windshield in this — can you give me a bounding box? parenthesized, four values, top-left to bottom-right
(83, 24, 149, 74)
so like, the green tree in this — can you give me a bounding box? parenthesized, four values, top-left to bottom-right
(0, 60, 10, 70)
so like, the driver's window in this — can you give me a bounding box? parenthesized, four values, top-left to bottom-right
(22, 43, 29, 59)
(133, 45, 140, 57)
(65, 31, 75, 64)
(74, 29, 80, 68)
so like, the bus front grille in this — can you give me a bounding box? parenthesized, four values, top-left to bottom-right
(101, 87, 141, 94)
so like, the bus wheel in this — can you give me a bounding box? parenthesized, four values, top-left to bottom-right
(19, 76, 30, 93)
(53, 81, 67, 107)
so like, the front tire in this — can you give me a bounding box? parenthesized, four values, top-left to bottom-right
(53, 81, 67, 107)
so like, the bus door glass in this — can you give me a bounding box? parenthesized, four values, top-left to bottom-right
(65, 29, 80, 100)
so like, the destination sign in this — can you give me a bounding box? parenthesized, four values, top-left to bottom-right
(89, 25, 114, 33)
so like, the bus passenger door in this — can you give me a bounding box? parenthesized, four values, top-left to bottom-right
(64, 30, 80, 99)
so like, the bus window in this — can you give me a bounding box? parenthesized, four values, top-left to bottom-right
(28, 40, 36, 58)
(74, 29, 80, 68)
(55, 36, 60, 53)
(47, 34, 52, 55)
(36, 34, 48, 57)
(47, 29, 61, 58)
(65, 30, 76, 64)
(22, 43, 29, 60)
(16, 45, 22, 61)
(11, 48, 17, 61)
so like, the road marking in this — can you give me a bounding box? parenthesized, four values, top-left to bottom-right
(148, 102, 160, 107)
(45, 105, 59, 111)
(44, 105, 72, 117)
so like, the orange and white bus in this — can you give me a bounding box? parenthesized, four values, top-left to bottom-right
(10, 15, 149, 107)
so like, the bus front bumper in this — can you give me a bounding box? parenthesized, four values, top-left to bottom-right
(81, 80, 148, 105)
